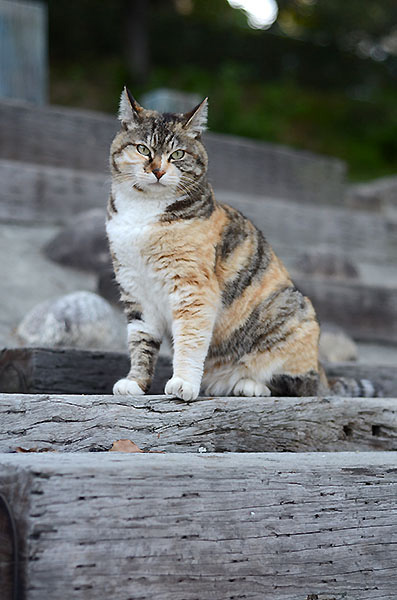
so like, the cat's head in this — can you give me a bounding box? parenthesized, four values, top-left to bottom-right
(111, 87, 208, 196)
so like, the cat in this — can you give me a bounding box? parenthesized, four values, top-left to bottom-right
(106, 88, 375, 401)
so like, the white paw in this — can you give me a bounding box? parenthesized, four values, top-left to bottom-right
(233, 379, 271, 397)
(165, 376, 199, 401)
(113, 378, 145, 396)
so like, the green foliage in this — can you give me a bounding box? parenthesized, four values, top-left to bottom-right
(46, 0, 397, 181)
(142, 64, 397, 181)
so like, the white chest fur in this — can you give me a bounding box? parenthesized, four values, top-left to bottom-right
(106, 185, 173, 334)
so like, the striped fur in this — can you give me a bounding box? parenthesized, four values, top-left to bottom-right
(107, 89, 372, 400)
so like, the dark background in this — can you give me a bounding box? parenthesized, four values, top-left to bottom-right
(46, 0, 397, 180)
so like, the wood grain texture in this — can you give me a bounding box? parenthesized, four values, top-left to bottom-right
(1, 393, 397, 453)
(296, 277, 397, 343)
(0, 99, 345, 204)
(0, 452, 397, 600)
(1, 348, 397, 398)
(0, 158, 109, 224)
(1, 157, 395, 272)
(0, 491, 18, 600)
(218, 191, 397, 267)
(0, 348, 169, 395)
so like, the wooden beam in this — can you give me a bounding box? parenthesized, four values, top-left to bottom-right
(1, 393, 397, 453)
(0, 452, 397, 599)
(1, 348, 396, 398)
(0, 348, 168, 395)
(296, 277, 397, 343)
(0, 158, 108, 224)
(218, 190, 397, 267)
(1, 158, 394, 272)
(0, 99, 345, 204)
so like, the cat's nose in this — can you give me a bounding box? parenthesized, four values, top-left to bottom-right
(152, 168, 166, 180)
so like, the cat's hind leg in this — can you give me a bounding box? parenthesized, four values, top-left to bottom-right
(202, 359, 273, 397)
(232, 379, 271, 397)
(268, 334, 327, 397)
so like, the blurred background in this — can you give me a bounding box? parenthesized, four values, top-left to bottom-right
(0, 0, 396, 393)
(48, 0, 397, 181)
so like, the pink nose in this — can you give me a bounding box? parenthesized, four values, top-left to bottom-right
(152, 168, 165, 180)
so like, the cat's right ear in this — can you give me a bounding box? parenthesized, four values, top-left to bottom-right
(118, 86, 143, 129)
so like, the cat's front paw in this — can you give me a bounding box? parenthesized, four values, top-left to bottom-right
(113, 378, 145, 396)
(165, 377, 199, 401)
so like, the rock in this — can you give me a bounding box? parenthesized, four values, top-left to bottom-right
(43, 209, 111, 272)
(16, 291, 126, 352)
(294, 251, 359, 280)
(319, 323, 358, 363)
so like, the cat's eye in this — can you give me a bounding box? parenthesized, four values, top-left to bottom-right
(136, 144, 151, 157)
(170, 149, 185, 160)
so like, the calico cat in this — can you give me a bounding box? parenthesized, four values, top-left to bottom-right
(106, 88, 374, 401)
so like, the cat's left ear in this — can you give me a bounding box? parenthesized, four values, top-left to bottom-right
(119, 86, 144, 129)
(182, 98, 208, 138)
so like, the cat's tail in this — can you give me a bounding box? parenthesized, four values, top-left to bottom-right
(319, 364, 382, 397)
(327, 376, 381, 398)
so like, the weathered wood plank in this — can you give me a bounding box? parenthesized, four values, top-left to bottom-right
(0, 490, 18, 600)
(0, 347, 168, 395)
(0, 158, 109, 224)
(1, 393, 397, 453)
(218, 191, 397, 267)
(1, 158, 395, 271)
(0, 100, 116, 172)
(0, 452, 397, 599)
(0, 99, 345, 204)
(1, 348, 396, 397)
(296, 277, 397, 343)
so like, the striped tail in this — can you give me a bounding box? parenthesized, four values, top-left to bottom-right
(328, 376, 381, 398)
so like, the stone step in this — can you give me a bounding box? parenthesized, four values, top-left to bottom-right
(0, 98, 346, 205)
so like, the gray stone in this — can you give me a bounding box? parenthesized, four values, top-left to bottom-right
(43, 208, 111, 271)
(0, 222, 98, 349)
(16, 291, 126, 352)
(319, 323, 358, 363)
